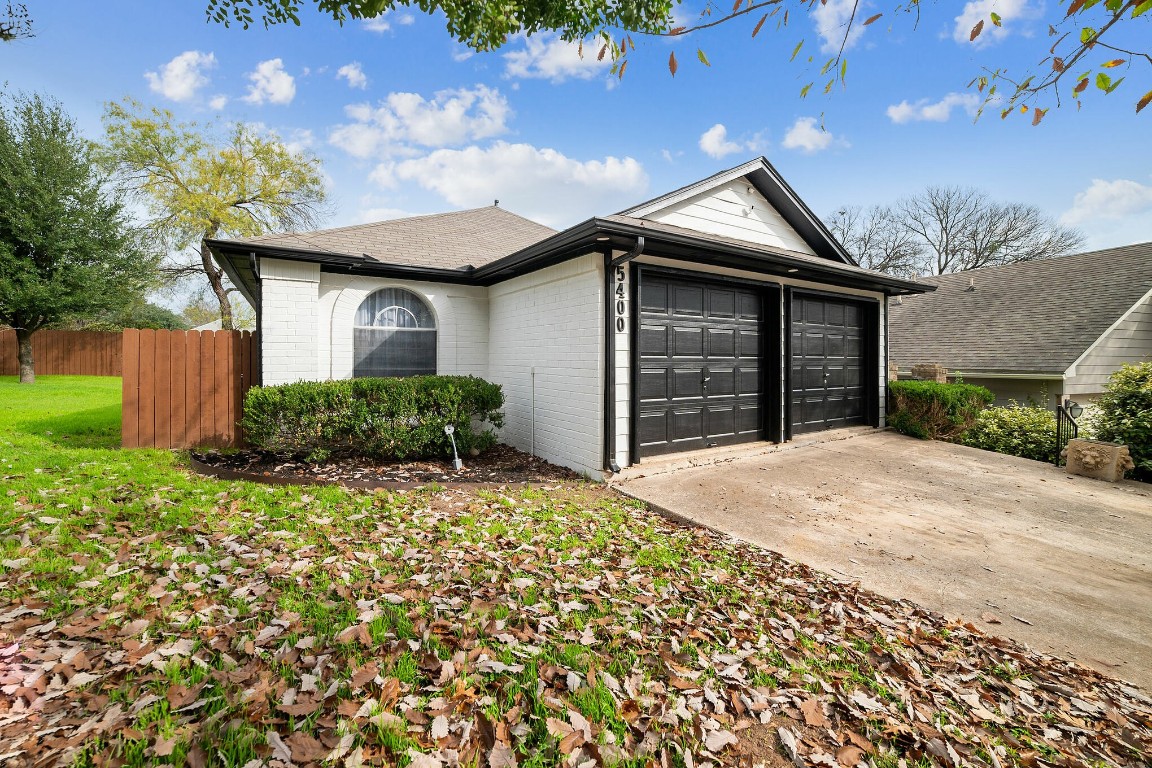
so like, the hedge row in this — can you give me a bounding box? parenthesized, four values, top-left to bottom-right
(887, 380, 993, 440)
(241, 376, 504, 463)
(962, 402, 1058, 463)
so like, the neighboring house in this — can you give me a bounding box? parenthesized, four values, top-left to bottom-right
(889, 243, 1152, 409)
(208, 157, 928, 479)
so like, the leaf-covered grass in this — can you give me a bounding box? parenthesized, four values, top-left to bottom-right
(1, 377, 1149, 768)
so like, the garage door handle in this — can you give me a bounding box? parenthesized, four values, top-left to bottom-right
(702, 367, 710, 389)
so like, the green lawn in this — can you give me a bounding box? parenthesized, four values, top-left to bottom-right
(0, 377, 1148, 768)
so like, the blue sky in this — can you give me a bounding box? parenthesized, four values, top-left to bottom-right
(4, 0, 1151, 252)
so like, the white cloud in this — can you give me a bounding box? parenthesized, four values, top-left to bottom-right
(886, 92, 980, 123)
(243, 58, 296, 105)
(362, 11, 415, 32)
(503, 34, 611, 83)
(380, 142, 648, 228)
(953, 0, 1036, 47)
(337, 62, 368, 89)
(698, 123, 761, 160)
(144, 51, 216, 102)
(329, 85, 511, 158)
(1060, 178, 1152, 226)
(209, 94, 228, 111)
(814, 0, 867, 53)
(782, 117, 846, 154)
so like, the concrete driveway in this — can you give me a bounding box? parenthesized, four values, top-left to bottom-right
(614, 430, 1152, 690)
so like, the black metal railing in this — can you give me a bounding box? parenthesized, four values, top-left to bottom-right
(1055, 404, 1079, 466)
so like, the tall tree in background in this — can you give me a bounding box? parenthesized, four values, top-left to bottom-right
(0, 91, 156, 383)
(99, 99, 327, 330)
(830, 187, 1084, 277)
(826, 206, 925, 279)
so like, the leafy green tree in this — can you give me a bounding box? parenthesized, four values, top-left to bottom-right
(180, 291, 256, 330)
(99, 99, 327, 330)
(203, 0, 1152, 118)
(62, 301, 189, 331)
(0, 91, 157, 383)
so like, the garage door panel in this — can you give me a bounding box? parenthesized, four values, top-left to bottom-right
(640, 325, 669, 358)
(708, 367, 735, 396)
(704, 405, 734, 437)
(736, 403, 761, 434)
(708, 289, 736, 318)
(827, 303, 845, 326)
(639, 368, 669, 401)
(738, 329, 761, 358)
(671, 368, 704, 399)
(672, 327, 703, 357)
(738, 366, 761, 396)
(707, 328, 735, 357)
(638, 411, 668, 446)
(639, 273, 765, 457)
(790, 295, 870, 435)
(739, 293, 761, 321)
(640, 282, 668, 314)
(673, 286, 704, 317)
(671, 408, 705, 442)
(846, 336, 861, 357)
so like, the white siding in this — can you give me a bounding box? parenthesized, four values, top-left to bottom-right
(260, 258, 321, 386)
(611, 260, 631, 470)
(643, 179, 817, 256)
(317, 274, 488, 380)
(488, 254, 604, 479)
(1065, 291, 1152, 397)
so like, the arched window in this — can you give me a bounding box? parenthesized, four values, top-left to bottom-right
(353, 289, 437, 377)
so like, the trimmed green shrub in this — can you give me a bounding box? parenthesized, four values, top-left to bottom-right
(1093, 361, 1152, 481)
(242, 376, 505, 462)
(962, 401, 1057, 462)
(888, 380, 993, 440)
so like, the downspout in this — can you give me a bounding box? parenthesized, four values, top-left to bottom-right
(603, 237, 645, 475)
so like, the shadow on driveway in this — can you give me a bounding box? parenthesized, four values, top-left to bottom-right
(615, 430, 1152, 690)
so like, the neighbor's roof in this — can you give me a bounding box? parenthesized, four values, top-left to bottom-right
(889, 242, 1152, 375)
(232, 206, 556, 271)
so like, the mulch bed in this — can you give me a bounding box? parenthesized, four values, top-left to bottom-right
(189, 443, 582, 488)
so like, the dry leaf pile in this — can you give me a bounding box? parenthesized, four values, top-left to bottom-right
(1, 483, 1149, 768)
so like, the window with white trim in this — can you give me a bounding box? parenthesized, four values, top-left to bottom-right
(353, 289, 437, 377)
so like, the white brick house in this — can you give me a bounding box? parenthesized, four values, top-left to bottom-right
(209, 158, 929, 479)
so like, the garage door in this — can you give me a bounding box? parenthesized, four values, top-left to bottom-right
(790, 294, 868, 434)
(637, 274, 763, 457)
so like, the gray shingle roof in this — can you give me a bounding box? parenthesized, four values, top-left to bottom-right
(232, 206, 556, 270)
(888, 242, 1152, 374)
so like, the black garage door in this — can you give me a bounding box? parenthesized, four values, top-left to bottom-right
(790, 294, 868, 434)
(637, 274, 763, 456)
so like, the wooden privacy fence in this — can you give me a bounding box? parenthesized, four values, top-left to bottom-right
(1, 329, 122, 376)
(122, 329, 258, 449)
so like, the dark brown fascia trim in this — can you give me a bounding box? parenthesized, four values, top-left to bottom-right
(205, 239, 480, 285)
(479, 218, 933, 296)
(207, 220, 933, 296)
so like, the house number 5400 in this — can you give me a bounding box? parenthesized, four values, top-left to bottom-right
(614, 267, 626, 333)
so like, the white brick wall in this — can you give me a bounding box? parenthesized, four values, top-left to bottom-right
(489, 254, 604, 479)
(260, 258, 321, 386)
